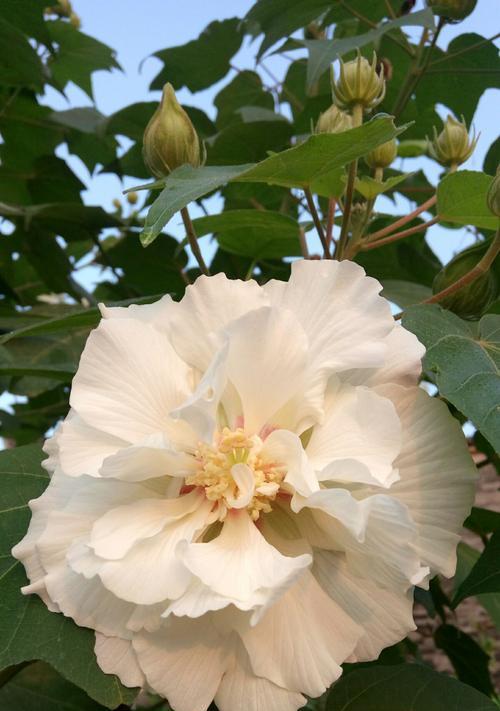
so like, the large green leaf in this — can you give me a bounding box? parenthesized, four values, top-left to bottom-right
(214, 71, 274, 128)
(192, 210, 301, 258)
(453, 531, 500, 608)
(141, 115, 404, 245)
(0, 0, 50, 45)
(0, 445, 138, 708)
(402, 305, 500, 450)
(303, 9, 435, 87)
(434, 624, 494, 695)
(326, 663, 497, 710)
(47, 21, 120, 99)
(150, 18, 243, 92)
(0, 662, 107, 711)
(437, 171, 498, 230)
(0, 16, 45, 90)
(454, 543, 500, 629)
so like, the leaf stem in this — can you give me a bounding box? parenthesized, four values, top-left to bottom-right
(326, 198, 336, 249)
(180, 206, 209, 276)
(304, 188, 331, 258)
(365, 194, 437, 242)
(362, 215, 440, 250)
(424, 227, 500, 305)
(298, 226, 310, 259)
(336, 103, 363, 259)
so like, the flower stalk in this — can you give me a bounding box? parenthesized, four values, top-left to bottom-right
(180, 206, 210, 276)
(336, 103, 363, 259)
(304, 188, 332, 258)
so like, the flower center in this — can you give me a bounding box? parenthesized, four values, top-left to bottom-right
(185, 427, 286, 521)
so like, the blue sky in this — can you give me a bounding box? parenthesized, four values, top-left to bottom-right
(43, 0, 499, 269)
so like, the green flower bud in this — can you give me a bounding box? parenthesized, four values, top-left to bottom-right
(365, 139, 398, 169)
(427, 0, 477, 22)
(69, 11, 81, 28)
(433, 241, 497, 319)
(486, 166, 500, 218)
(315, 104, 352, 134)
(126, 191, 139, 206)
(332, 52, 386, 111)
(349, 202, 368, 235)
(429, 115, 478, 167)
(143, 83, 201, 178)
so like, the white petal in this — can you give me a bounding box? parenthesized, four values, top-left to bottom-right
(264, 260, 393, 372)
(226, 463, 255, 509)
(262, 429, 319, 496)
(343, 324, 425, 388)
(73, 499, 213, 605)
(70, 318, 193, 442)
(169, 272, 268, 370)
(376, 384, 476, 577)
(224, 307, 309, 434)
(89, 489, 204, 560)
(133, 616, 231, 711)
(241, 570, 362, 697)
(313, 550, 416, 662)
(57, 412, 129, 478)
(99, 432, 196, 483)
(305, 381, 401, 487)
(94, 633, 145, 688)
(178, 510, 311, 613)
(215, 643, 306, 711)
(99, 293, 175, 325)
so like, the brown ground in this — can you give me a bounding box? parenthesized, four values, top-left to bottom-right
(411, 461, 500, 689)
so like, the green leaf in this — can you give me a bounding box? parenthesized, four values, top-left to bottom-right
(397, 139, 428, 158)
(380, 280, 432, 308)
(484, 136, 500, 177)
(434, 624, 494, 695)
(150, 18, 243, 92)
(453, 531, 500, 608)
(465, 507, 500, 537)
(437, 171, 498, 230)
(402, 305, 500, 450)
(0, 662, 108, 711)
(0, 16, 44, 90)
(141, 116, 405, 245)
(454, 543, 500, 629)
(245, 0, 333, 59)
(192, 210, 301, 258)
(214, 70, 274, 129)
(0, 0, 50, 45)
(50, 107, 108, 134)
(304, 9, 435, 88)
(326, 663, 497, 710)
(0, 445, 138, 707)
(48, 21, 120, 99)
(208, 119, 293, 165)
(354, 172, 413, 199)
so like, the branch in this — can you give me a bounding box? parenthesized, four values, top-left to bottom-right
(304, 188, 331, 258)
(326, 198, 336, 249)
(365, 194, 437, 243)
(335, 103, 363, 259)
(180, 206, 209, 275)
(361, 216, 439, 250)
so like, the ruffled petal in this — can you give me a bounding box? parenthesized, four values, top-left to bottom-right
(215, 642, 306, 711)
(261, 429, 318, 496)
(264, 260, 393, 373)
(99, 294, 175, 325)
(305, 381, 401, 487)
(94, 633, 145, 688)
(70, 318, 193, 441)
(313, 550, 415, 662)
(168, 273, 268, 370)
(240, 570, 362, 697)
(375, 384, 476, 577)
(133, 616, 231, 711)
(178, 510, 311, 616)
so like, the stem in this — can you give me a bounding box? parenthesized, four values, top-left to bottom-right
(298, 227, 310, 259)
(180, 206, 209, 276)
(384, 0, 397, 19)
(339, 0, 413, 56)
(326, 198, 336, 249)
(366, 194, 437, 242)
(336, 103, 363, 260)
(304, 188, 331, 258)
(362, 216, 440, 250)
(424, 227, 500, 305)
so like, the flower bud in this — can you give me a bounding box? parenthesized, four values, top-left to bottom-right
(429, 115, 478, 167)
(69, 11, 81, 28)
(486, 167, 500, 218)
(365, 139, 398, 169)
(316, 104, 352, 134)
(332, 52, 386, 111)
(112, 198, 121, 210)
(350, 202, 368, 234)
(143, 83, 201, 178)
(127, 191, 139, 206)
(433, 242, 496, 319)
(427, 0, 477, 22)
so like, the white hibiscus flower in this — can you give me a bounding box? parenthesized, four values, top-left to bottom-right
(13, 260, 476, 711)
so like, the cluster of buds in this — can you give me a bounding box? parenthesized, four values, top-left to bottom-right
(45, 0, 80, 28)
(365, 139, 398, 170)
(315, 104, 352, 134)
(331, 52, 386, 112)
(143, 83, 202, 178)
(429, 115, 478, 168)
(427, 0, 477, 22)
